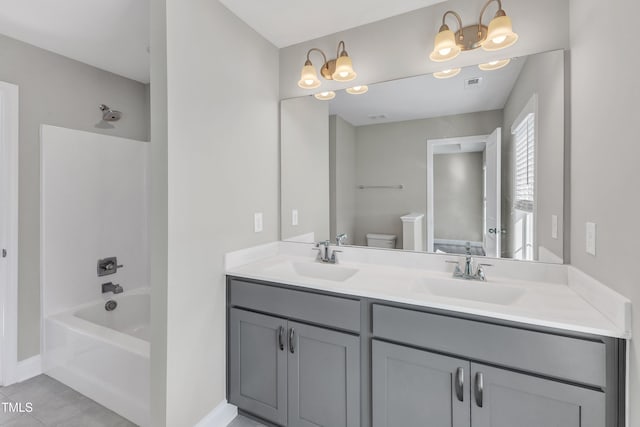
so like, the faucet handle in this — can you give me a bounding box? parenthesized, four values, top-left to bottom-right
(476, 263, 493, 281)
(330, 250, 342, 264)
(446, 260, 463, 276)
(336, 233, 348, 246)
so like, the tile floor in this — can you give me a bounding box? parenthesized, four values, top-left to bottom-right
(228, 415, 266, 427)
(0, 375, 136, 426)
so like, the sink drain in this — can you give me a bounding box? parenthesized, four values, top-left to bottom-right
(105, 300, 118, 311)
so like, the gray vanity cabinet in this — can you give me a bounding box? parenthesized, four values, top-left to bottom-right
(228, 279, 362, 427)
(288, 321, 360, 427)
(229, 308, 288, 426)
(372, 340, 471, 427)
(470, 363, 605, 427)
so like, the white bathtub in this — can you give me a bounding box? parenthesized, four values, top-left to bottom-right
(43, 288, 150, 426)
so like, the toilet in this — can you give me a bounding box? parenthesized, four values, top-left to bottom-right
(366, 233, 397, 249)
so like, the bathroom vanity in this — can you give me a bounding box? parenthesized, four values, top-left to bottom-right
(225, 244, 629, 427)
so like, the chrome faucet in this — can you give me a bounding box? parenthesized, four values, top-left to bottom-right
(336, 233, 348, 246)
(446, 256, 492, 281)
(313, 240, 342, 264)
(101, 282, 123, 294)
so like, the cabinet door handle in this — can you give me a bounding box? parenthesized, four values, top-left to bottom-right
(474, 372, 484, 408)
(289, 328, 296, 354)
(278, 326, 285, 351)
(454, 367, 464, 402)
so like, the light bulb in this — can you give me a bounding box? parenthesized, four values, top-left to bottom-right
(304, 79, 314, 85)
(433, 68, 461, 79)
(439, 47, 452, 56)
(314, 91, 336, 100)
(492, 35, 507, 45)
(346, 85, 368, 95)
(339, 71, 349, 78)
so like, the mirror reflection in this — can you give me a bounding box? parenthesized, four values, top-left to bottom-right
(281, 49, 565, 263)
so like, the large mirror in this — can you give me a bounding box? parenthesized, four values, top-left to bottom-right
(281, 49, 565, 263)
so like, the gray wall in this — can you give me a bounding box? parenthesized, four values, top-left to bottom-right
(159, 0, 280, 425)
(503, 50, 564, 260)
(569, 1, 640, 426)
(0, 34, 149, 361)
(330, 115, 356, 245)
(281, 97, 329, 242)
(354, 110, 503, 248)
(434, 152, 484, 242)
(279, 0, 569, 99)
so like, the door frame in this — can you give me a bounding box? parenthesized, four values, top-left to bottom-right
(0, 81, 19, 386)
(426, 134, 488, 253)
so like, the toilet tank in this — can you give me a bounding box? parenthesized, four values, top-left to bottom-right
(366, 233, 397, 249)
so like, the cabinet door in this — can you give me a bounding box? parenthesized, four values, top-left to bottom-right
(229, 308, 288, 425)
(470, 363, 605, 427)
(372, 340, 471, 427)
(287, 321, 360, 427)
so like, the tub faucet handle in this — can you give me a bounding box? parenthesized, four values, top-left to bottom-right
(102, 282, 123, 294)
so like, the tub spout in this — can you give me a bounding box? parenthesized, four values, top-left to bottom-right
(102, 282, 123, 294)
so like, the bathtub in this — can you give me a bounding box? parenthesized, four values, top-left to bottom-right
(43, 288, 150, 426)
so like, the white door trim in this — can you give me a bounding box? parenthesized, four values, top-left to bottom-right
(426, 135, 488, 253)
(0, 81, 19, 386)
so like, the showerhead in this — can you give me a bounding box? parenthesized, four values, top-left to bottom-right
(99, 104, 122, 122)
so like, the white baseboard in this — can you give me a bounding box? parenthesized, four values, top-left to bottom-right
(15, 355, 42, 383)
(193, 400, 238, 427)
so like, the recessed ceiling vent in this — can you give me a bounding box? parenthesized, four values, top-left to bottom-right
(465, 77, 484, 89)
(368, 114, 388, 120)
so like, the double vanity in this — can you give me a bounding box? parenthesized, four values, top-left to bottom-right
(225, 242, 630, 427)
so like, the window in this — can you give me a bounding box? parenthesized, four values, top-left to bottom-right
(513, 113, 535, 212)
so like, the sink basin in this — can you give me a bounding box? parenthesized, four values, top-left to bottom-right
(412, 279, 525, 306)
(263, 261, 359, 282)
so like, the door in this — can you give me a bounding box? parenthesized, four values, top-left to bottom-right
(287, 321, 360, 427)
(483, 127, 501, 258)
(372, 340, 471, 427)
(229, 308, 288, 425)
(470, 363, 605, 427)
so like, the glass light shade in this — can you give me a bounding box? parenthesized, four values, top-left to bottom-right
(298, 63, 321, 89)
(482, 15, 518, 51)
(346, 85, 369, 95)
(332, 55, 357, 82)
(314, 91, 336, 100)
(478, 58, 511, 71)
(433, 68, 461, 79)
(429, 28, 461, 62)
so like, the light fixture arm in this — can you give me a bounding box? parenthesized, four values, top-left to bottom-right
(478, 0, 505, 36)
(441, 11, 463, 32)
(305, 48, 328, 66)
(336, 40, 348, 58)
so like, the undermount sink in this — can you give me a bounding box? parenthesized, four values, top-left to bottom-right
(412, 279, 525, 306)
(263, 261, 359, 282)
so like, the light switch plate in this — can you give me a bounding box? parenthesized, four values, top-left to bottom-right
(551, 215, 558, 239)
(292, 209, 299, 226)
(586, 222, 596, 255)
(254, 212, 263, 233)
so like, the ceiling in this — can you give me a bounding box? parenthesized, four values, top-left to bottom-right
(218, 0, 445, 48)
(329, 57, 526, 127)
(0, 0, 150, 83)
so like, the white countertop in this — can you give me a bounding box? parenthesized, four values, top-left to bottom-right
(225, 242, 632, 339)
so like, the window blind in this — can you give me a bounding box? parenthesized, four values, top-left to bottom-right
(514, 113, 535, 212)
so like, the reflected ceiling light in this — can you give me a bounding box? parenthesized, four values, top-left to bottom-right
(298, 41, 357, 89)
(478, 58, 511, 71)
(346, 85, 369, 95)
(429, 0, 518, 63)
(314, 91, 336, 101)
(433, 68, 461, 79)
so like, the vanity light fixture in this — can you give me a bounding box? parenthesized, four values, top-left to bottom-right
(433, 68, 461, 79)
(478, 58, 511, 71)
(429, 0, 518, 63)
(346, 85, 369, 95)
(314, 91, 336, 101)
(298, 41, 357, 89)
